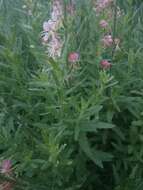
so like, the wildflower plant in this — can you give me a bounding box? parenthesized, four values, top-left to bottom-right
(0, 0, 143, 190)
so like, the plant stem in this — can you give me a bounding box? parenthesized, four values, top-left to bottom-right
(112, 0, 117, 59)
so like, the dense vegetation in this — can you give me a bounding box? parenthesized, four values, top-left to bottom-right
(0, 0, 143, 189)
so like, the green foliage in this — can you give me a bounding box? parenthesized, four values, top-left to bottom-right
(0, 0, 143, 189)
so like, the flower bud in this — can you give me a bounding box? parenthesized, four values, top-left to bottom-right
(68, 52, 79, 63)
(99, 20, 108, 29)
(100, 60, 111, 69)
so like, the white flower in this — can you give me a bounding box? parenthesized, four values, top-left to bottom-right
(43, 20, 57, 32)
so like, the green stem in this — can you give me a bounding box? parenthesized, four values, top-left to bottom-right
(111, 0, 117, 59)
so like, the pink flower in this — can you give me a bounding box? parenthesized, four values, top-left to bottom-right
(0, 159, 12, 174)
(42, 0, 63, 59)
(51, 0, 63, 21)
(95, 0, 113, 13)
(101, 35, 113, 47)
(43, 21, 49, 31)
(68, 52, 79, 63)
(42, 33, 49, 44)
(99, 20, 108, 29)
(43, 20, 57, 32)
(100, 60, 111, 69)
(48, 33, 62, 58)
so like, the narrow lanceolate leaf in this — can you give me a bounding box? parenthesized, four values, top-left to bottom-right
(79, 133, 113, 168)
(79, 133, 103, 168)
(80, 120, 115, 132)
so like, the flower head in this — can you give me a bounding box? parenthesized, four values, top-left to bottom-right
(99, 20, 109, 29)
(42, 0, 63, 59)
(95, 0, 113, 13)
(51, 0, 63, 21)
(48, 33, 62, 58)
(43, 20, 57, 32)
(42, 33, 49, 44)
(68, 52, 79, 63)
(43, 21, 50, 32)
(0, 159, 12, 174)
(100, 60, 111, 69)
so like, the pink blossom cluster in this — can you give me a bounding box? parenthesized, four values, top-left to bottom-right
(0, 159, 12, 174)
(68, 52, 79, 63)
(95, 0, 113, 13)
(0, 159, 13, 190)
(100, 60, 111, 69)
(94, 0, 122, 69)
(52, 0, 63, 21)
(99, 20, 109, 29)
(42, 0, 63, 58)
(48, 33, 63, 58)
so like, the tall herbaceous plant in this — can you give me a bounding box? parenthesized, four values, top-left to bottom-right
(0, 0, 143, 190)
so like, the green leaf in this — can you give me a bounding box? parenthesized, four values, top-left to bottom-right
(79, 133, 113, 167)
(80, 120, 115, 132)
(79, 133, 103, 168)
